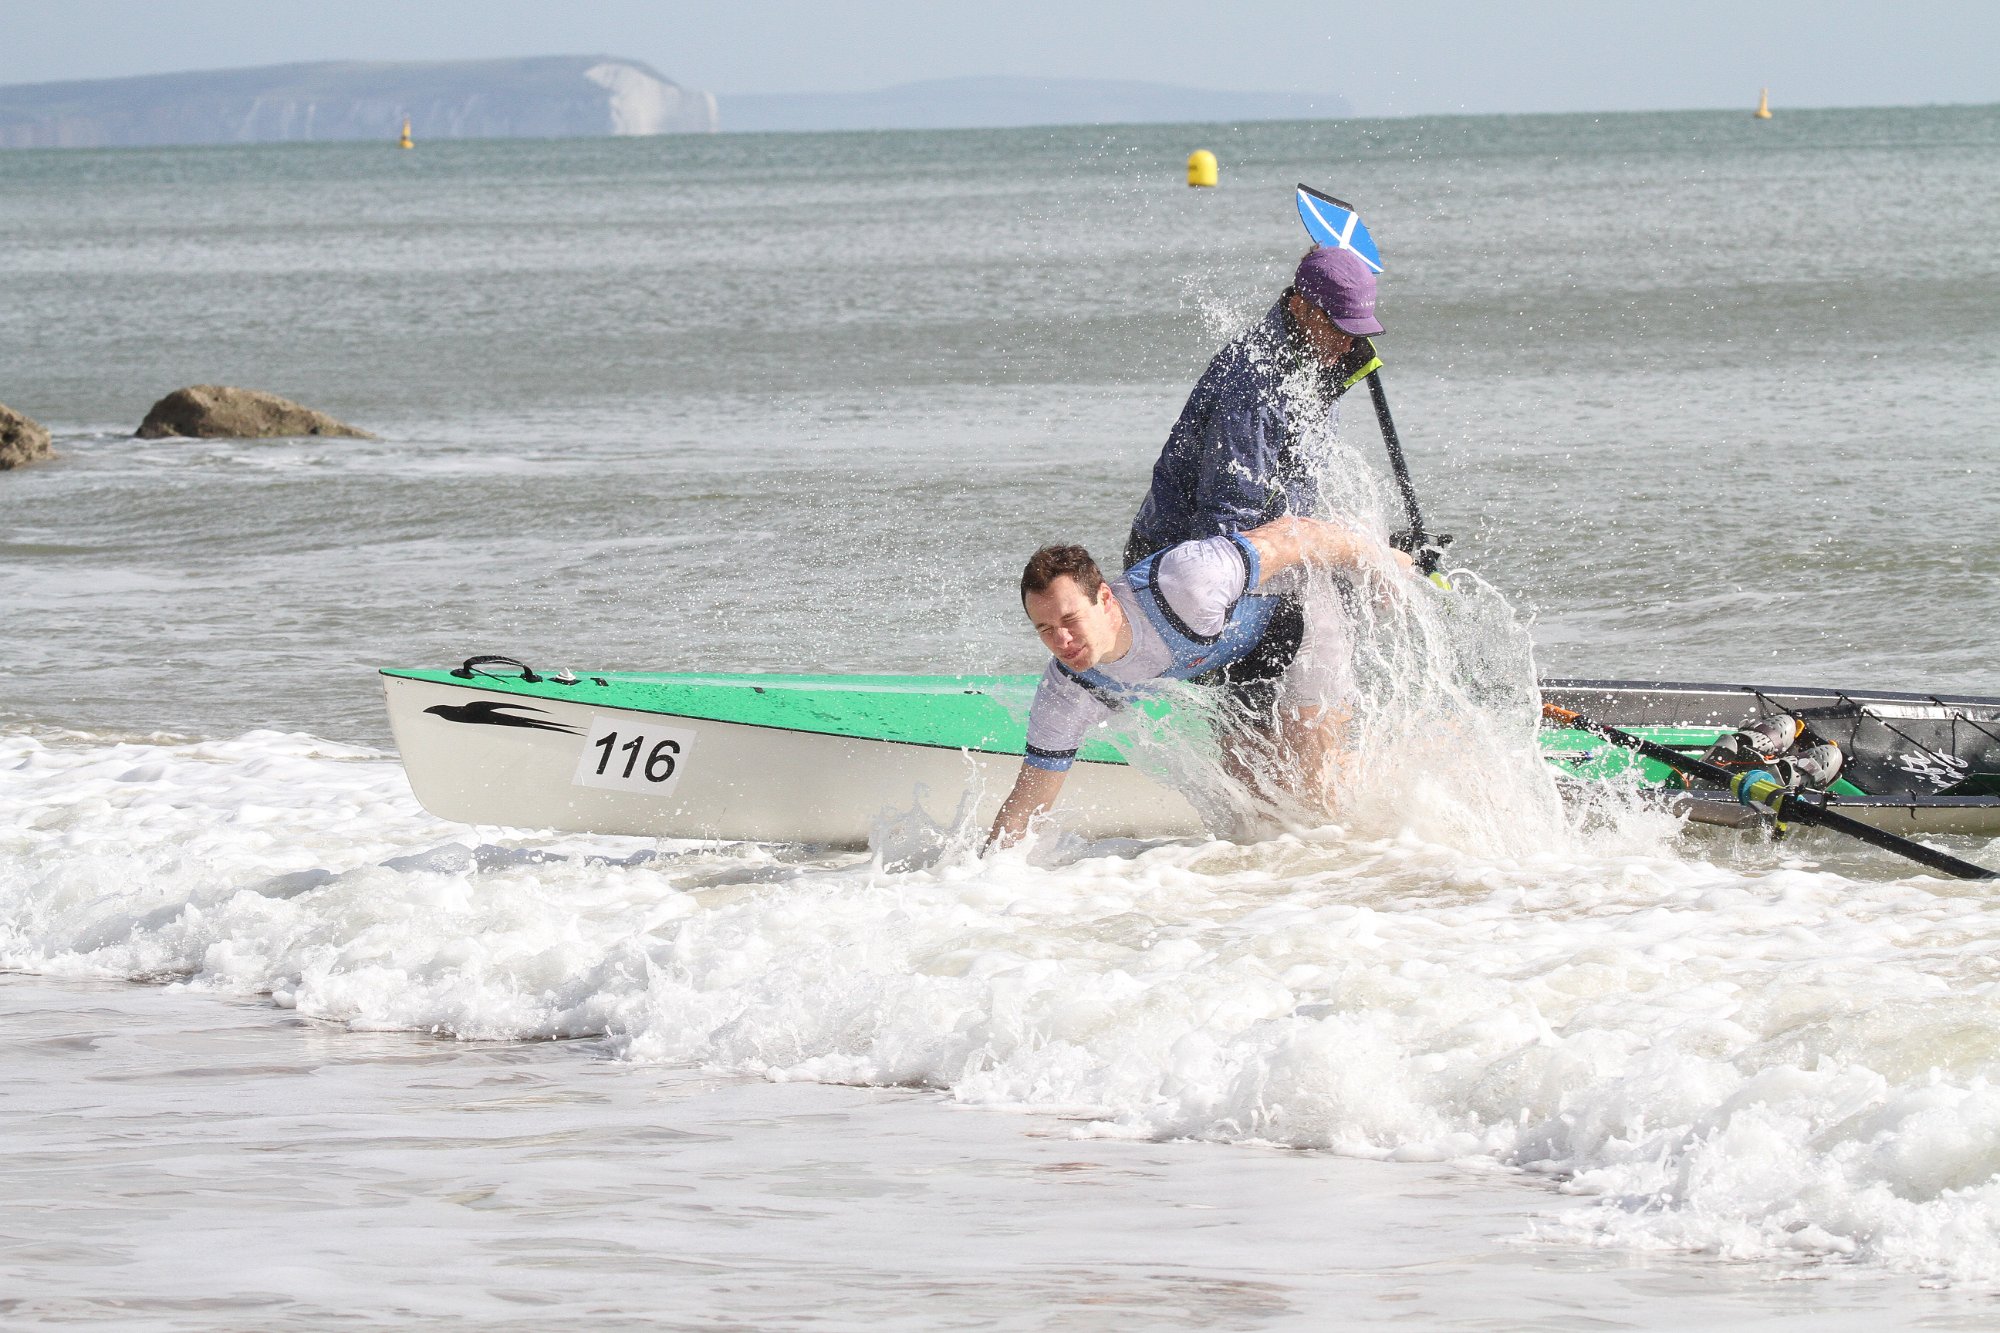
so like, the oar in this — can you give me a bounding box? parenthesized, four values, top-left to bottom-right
(1296, 184, 1450, 581)
(1360, 356, 1449, 577)
(1295, 183, 1383, 272)
(1542, 702, 1997, 881)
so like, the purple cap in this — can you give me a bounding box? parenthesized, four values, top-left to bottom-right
(1294, 246, 1383, 335)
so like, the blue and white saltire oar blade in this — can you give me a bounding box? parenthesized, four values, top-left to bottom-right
(1294, 184, 1384, 273)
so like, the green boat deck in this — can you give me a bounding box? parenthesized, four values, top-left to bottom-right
(382, 667, 1866, 795)
(382, 668, 1138, 764)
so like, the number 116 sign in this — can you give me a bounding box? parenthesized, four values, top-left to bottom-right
(571, 714, 698, 796)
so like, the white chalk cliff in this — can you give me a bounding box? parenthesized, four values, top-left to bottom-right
(585, 61, 717, 137)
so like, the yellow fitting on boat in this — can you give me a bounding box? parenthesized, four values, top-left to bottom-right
(1186, 150, 1218, 188)
(1731, 769, 1786, 815)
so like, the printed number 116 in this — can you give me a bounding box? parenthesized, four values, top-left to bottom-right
(591, 730, 680, 783)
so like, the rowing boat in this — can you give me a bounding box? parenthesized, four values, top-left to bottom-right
(1541, 679, 2000, 836)
(382, 663, 1191, 843)
(381, 660, 2000, 845)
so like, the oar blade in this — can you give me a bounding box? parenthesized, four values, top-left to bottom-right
(1295, 184, 1384, 273)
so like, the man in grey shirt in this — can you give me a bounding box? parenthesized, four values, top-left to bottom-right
(986, 516, 1412, 849)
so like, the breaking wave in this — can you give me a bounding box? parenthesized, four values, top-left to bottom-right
(7, 725, 2000, 1284)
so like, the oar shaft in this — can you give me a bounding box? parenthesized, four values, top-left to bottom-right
(1543, 703, 1996, 881)
(1556, 706, 1733, 786)
(1789, 795, 1999, 880)
(1366, 371, 1431, 556)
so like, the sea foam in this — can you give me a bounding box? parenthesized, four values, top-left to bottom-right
(5, 726, 2000, 1284)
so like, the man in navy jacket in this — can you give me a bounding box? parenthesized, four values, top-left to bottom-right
(1125, 245, 1386, 567)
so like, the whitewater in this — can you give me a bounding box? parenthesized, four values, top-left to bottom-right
(9, 718, 2000, 1304)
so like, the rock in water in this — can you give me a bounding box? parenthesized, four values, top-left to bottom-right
(135, 386, 375, 440)
(0, 402, 54, 470)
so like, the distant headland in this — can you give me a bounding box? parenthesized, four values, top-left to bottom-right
(0, 56, 717, 149)
(0, 60, 1351, 149)
(723, 77, 1352, 132)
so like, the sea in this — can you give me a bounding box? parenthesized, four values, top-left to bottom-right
(3, 105, 2000, 1329)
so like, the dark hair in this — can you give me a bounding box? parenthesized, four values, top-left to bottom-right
(1020, 544, 1104, 606)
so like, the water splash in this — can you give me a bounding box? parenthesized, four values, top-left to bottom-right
(1090, 314, 1671, 865)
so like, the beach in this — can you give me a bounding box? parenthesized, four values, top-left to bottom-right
(11, 975, 1988, 1330)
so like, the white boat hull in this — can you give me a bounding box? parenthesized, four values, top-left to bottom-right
(382, 674, 1205, 845)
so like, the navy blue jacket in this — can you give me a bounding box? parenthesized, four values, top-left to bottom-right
(1127, 300, 1376, 562)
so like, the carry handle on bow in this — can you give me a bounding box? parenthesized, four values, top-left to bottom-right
(450, 655, 542, 683)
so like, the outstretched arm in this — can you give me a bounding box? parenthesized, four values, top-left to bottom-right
(1242, 515, 1413, 587)
(984, 764, 1068, 852)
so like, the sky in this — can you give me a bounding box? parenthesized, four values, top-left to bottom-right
(2, 0, 1996, 117)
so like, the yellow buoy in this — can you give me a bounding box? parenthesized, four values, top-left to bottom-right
(1186, 149, 1218, 188)
(398, 117, 414, 149)
(1754, 88, 1772, 120)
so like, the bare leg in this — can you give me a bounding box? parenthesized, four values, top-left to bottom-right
(1212, 709, 1284, 827)
(1278, 703, 1352, 817)
(1214, 702, 1351, 825)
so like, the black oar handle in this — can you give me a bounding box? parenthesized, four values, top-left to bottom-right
(1366, 372, 1423, 537)
(1365, 371, 1448, 575)
(1543, 703, 1996, 881)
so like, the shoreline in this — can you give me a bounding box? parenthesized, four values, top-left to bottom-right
(2, 973, 1981, 1329)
